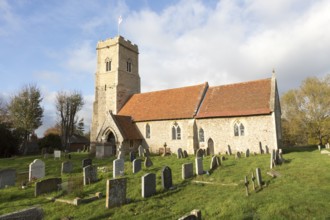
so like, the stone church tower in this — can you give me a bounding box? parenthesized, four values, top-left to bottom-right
(90, 36, 140, 142)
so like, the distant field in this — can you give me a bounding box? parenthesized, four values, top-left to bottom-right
(1, 146, 330, 219)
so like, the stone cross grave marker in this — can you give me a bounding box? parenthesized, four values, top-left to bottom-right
(141, 173, 156, 198)
(113, 159, 125, 178)
(195, 157, 204, 175)
(61, 161, 73, 174)
(29, 159, 45, 181)
(54, 150, 61, 160)
(129, 152, 136, 162)
(138, 145, 144, 157)
(82, 158, 92, 168)
(106, 178, 127, 208)
(144, 156, 153, 168)
(161, 166, 173, 190)
(83, 165, 97, 185)
(132, 159, 142, 174)
(256, 168, 263, 187)
(182, 163, 193, 180)
(0, 168, 16, 189)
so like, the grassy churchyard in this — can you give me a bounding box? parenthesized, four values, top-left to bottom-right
(1, 147, 330, 219)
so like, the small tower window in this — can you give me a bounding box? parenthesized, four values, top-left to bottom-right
(146, 123, 150, 139)
(199, 128, 204, 142)
(105, 58, 111, 72)
(127, 59, 132, 72)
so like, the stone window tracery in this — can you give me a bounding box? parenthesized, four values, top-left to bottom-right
(172, 123, 181, 140)
(234, 121, 245, 136)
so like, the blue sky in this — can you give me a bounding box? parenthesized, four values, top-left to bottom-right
(1, 0, 330, 137)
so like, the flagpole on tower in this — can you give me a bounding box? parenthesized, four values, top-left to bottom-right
(118, 15, 122, 37)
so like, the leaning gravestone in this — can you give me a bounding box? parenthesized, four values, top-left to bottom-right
(144, 156, 153, 168)
(0, 207, 43, 220)
(113, 159, 125, 178)
(182, 163, 193, 180)
(54, 150, 61, 160)
(82, 158, 92, 168)
(227, 145, 232, 155)
(256, 168, 263, 187)
(138, 145, 144, 157)
(142, 173, 156, 198)
(35, 177, 62, 196)
(129, 152, 136, 162)
(196, 149, 203, 158)
(183, 150, 188, 158)
(61, 161, 73, 174)
(161, 166, 173, 190)
(132, 159, 142, 174)
(106, 178, 127, 208)
(177, 148, 183, 159)
(210, 156, 218, 170)
(29, 159, 45, 181)
(0, 168, 16, 189)
(83, 165, 98, 185)
(195, 157, 204, 175)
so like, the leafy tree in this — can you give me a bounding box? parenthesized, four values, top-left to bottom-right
(43, 125, 61, 137)
(8, 85, 43, 152)
(0, 97, 8, 123)
(56, 91, 84, 149)
(0, 123, 20, 157)
(281, 76, 330, 145)
(38, 133, 62, 152)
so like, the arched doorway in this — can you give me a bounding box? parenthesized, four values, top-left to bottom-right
(107, 132, 116, 156)
(207, 138, 214, 155)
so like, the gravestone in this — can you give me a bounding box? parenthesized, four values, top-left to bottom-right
(144, 156, 153, 168)
(178, 209, 202, 220)
(210, 156, 218, 170)
(275, 149, 281, 165)
(227, 145, 232, 155)
(196, 149, 203, 158)
(278, 149, 284, 163)
(144, 148, 151, 157)
(216, 156, 221, 166)
(129, 152, 136, 162)
(61, 161, 73, 174)
(83, 165, 98, 185)
(35, 177, 62, 196)
(259, 142, 264, 154)
(106, 178, 127, 208)
(138, 145, 144, 157)
(265, 145, 270, 154)
(29, 159, 45, 181)
(113, 159, 125, 178)
(132, 159, 142, 174)
(235, 152, 241, 159)
(142, 173, 156, 198)
(161, 166, 173, 190)
(270, 150, 275, 169)
(183, 150, 188, 158)
(82, 158, 92, 168)
(245, 149, 250, 157)
(0, 168, 16, 189)
(318, 145, 321, 151)
(54, 150, 61, 160)
(195, 157, 204, 175)
(177, 148, 183, 159)
(0, 207, 44, 220)
(182, 163, 194, 180)
(256, 168, 263, 187)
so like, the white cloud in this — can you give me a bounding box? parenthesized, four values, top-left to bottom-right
(0, 0, 21, 36)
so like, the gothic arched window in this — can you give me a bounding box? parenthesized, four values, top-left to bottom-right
(234, 121, 245, 136)
(172, 123, 181, 140)
(199, 128, 204, 142)
(146, 124, 150, 139)
(240, 123, 245, 136)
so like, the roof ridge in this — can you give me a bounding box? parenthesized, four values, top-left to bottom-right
(209, 77, 272, 89)
(137, 82, 207, 95)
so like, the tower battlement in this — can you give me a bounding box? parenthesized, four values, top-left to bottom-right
(96, 36, 138, 53)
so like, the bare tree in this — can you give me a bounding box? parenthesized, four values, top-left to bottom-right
(56, 91, 84, 149)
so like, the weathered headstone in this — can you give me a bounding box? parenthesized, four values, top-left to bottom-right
(183, 150, 188, 158)
(0, 207, 43, 220)
(196, 149, 203, 158)
(270, 149, 275, 169)
(245, 149, 250, 157)
(113, 159, 125, 178)
(278, 149, 284, 163)
(83, 165, 98, 185)
(256, 168, 263, 187)
(251, 172, 256, 191)
(235, 152, 241, 159)
(144, 156, 153, 168)
(0, 168, 16, 189)
(227, 145, 232, 155)
(265, 145, 269, 154)
(54, 150, 61, 160)
(106, 178, 127, 208)
(318, 145, 321, 151)
(182, 163, 194, 180)
(210, 156, 218, 170)
(177, 148, 183, 159)
(138, 145, 144, 157)
(141, 173, 156, 198)
(195, 157, 204, 175)
(35, 178, 62, 196)
(144, 148, 151, 157)
(275, 149, 281, 165)
(132, 159, 142, 174)
(61, 161, 73, 174)
(82, 158, 92, 168)
(216, 156, 221, 166)
(29, 159, 45, 181)
(259, 142, 264, 154)
(129, 152, 136, 162)
(161, 166, 173, 190)
(244, 176, 249, 196)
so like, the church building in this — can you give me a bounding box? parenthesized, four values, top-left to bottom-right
(90, 36, 282, 157)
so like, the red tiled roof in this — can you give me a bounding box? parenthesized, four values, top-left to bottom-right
(196, 78, 272, 118)
(118, 83, 208, 122)
(113, 115, 142, 139)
